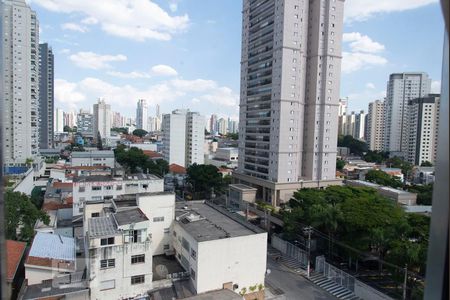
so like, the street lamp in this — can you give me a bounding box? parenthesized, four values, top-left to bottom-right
(303, 226, 313, 278)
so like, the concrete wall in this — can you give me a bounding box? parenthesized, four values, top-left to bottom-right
(13, 168, 34, 195)
(354, 280, 394, 300)
(25, 267, 57, 285)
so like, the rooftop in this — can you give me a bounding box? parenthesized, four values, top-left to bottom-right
(169, 163, 187, 174)
(71, 150, 114, 158)
(28, 233, 75, 262)
(6, 240, 27, 281)
(175, 202, 263, 242)
(73, 173, 160, 182)
(230, 183, 257, 191)
(88, 216, 120, 238)
(114, 208, 148, 226)
(22, 281, 88, 300)
(184, 289, 242, 300)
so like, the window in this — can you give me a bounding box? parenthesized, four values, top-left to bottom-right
(129, 230, 142, 243)
(92, 186, 101, 191)
(164, 228, 170, 234)
(100, 237, 115, 246)
(78, 186, 85, 192)
(182, 237, 190, 251)
(131, 254, 145, 264)
(191, 268, 196, 280)
(153, 216, 164, 222)
(116, 185, 122, 190)
(91, 212, 100, 218)
(164, 244, 170, 250)
(191, 249, 197, 260)
(100, 259, 115, 269)
(131, 275, 145, 285)
(105, 186, 113, 190)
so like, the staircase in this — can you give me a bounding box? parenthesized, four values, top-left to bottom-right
(309, 273, 361, 300)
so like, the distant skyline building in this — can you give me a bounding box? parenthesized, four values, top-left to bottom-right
(338, 98, 348, 136)
(217, 118, 227, 135)
(136, 99, 148, 131)
(406, 94, 440, 165)
(162, 109, 205, 167)
(234, 0, 345, 205)
(63, 111, 77, 128)
(54, 108, 64, 133)
(1, 0, 40, 165)
(384, 72, 431, 155)
(366, 100, 385, 151)
(38, 43, 54, 149)
(209, 114, 218, 134)
(354, 110, 366, 140)
(77, 109, 94, 137)
(93, 98, 111, 139)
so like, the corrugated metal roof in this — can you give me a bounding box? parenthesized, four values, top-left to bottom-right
(29, 232, 75, 261)
(88, 216, 120, 237)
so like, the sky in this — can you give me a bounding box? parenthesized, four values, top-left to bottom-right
(29, 0, 445, 119)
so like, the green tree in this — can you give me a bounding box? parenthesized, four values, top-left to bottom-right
(114, 146, 148, 173)
(111, 127, 129, 135)
(338, 135, 368, 156)
(420, 161, 433, 167)
(336, 159, 346, 171)
(143, 159, 169, 177)
(186, 164, 223, 199)
(227, 133, 239, 140)
(386, 156, 413, 179)
(63, 125, 72, 132)
(5, 191, 49, 241)
(363, 150, 389, 164)
(132, 129, 148, 138)
(406, 184, 433, 205)
(365, 169, 403, 188)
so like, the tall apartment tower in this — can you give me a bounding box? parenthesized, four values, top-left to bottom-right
(77, 109, 94, 137)
(406, 94, 440, 165)
(337, 97, 347, 135)
(136, 99, 148, 131)
(162, 109, 205, 167)
(366, 100, 385, 151)
(354, 110, 366, 140)
(384, 72, 431, 155)
(1, 0, 40, 166)
(54, 108, 64, 133)
(235, 0, 345, 205)
(93, 98, 111, 139)
(38, 43, 54, 149)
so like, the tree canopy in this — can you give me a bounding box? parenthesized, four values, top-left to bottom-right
(111, 127, 129, 135)
(132, 129, 148, 138)
(114, 144, 168, 176)
(406, 184, 433, 205)
(338, 135, 368, 156)
(5, 190, 49, 242)
(186, 164, 223, 199)
(336, 159, 346, 171)
(386, 156, 413, 178)
(420, 161, 433, 167)
(365, 169, 403, 188)
(363, 150, 389, 164)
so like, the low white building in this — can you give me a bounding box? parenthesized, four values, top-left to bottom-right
(72, 173, 163, 216)
(71, 150, 115, 168)
(205, 147, 239, 169)
(172, 202, 267, 296)
(25, 232, 76, 285)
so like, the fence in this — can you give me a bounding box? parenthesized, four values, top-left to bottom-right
(271, 235, 307, 267)
(315, 256, 394, 300)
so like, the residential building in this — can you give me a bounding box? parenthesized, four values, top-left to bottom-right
(111, 111, 125, 128)
(38, 43, 54, 149)
(54, 108, 64, 133)
(412, 166, 435, 184)
(234, 0, 345, 206)
(209, 114, 218, 134)
(6, 240, 27, 300)
(406, 94, 440, 165)
(63, 111, 77, 128)
(1, 0, 40, 165)
(346, 180, 416, 206)
(77, 109, 94, 137)
(354, 110, 366, 140)
(366, 100, 385, 151)
(344, 112, 356, 137)
(338, 98, 348, 135)
(172, 202, 267, 295)
(205, 147, 239, 169)
(384, 72, 431, 154)
(70, 150, 115, 168)
(162, 109, 205, 167)
(228, 118, 239, 134)
(93, 98, 111, 139)
(136, 99, 148, 131)
(217, 118, 228, 135)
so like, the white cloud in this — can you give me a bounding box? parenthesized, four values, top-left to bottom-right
(80, 17, 98, 25)
(365, 82, 376, 89)
(69, 51, 127, 70)
(343, 32, 385, 53)
(342, 52, 388, 74)
(345, 0, 438, 23)
(54, 79, 86, 110)
(106, 71, 151, 79)
(169, 3, 178, 12)
(151, 64, 178, 76)
(61, 22, 88, 33)
(31, 0, 189, 41)
(171, 78, 217, 92)
(345, 89, 386, 112)
(431, 80, 441, 93)
(198, 87, 238, 107)
(59, 48, 71, 54)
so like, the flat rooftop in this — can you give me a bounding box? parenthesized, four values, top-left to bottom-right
(175, 202, 263, 242)
(73, 173, 161, 182)
(22, 281, 88, 300)
(230, 183, 257, 191)
(71, 150, 114, 158)
(88, 216, 120, 238)
(114, 208, 148, 226)
(184, 289, 242, 300)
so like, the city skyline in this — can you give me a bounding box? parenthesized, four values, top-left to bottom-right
(32, 0, 444, 117)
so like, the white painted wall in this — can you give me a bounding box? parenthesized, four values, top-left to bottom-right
(13, 168, 34, 195)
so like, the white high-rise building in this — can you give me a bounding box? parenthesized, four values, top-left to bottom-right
(64, 111, 77, 128)
(234, 0, 345, 205)
(162, 109, 205, 167)
(354, 110, 366, 140)
(338, 98, 348, 136)
(366, 100, 385, 151)
(406, 94, 440, 165)
(93, 98, 111, 139)
(217, 118, 228, 135)
(38, 43, 54, 149)
(1, 0, 40, 165)
(384, 72, 431, 155)
(136, 99, 148, 131)
(54, 108, 64, 133)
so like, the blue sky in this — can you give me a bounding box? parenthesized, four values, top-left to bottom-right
(30, 0, 444, 119)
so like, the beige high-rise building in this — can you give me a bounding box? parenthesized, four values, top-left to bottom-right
(234, 0, 345, 205)
(93, 98, 111, 139)
(366, 100, 385, 151)
(338, 98, 347, 135)
(1, 0, 40, 166)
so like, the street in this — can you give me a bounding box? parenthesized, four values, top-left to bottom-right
(265, 255, 337, 300)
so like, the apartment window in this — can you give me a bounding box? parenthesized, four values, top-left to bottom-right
(153, 216, 164, 222)
(105, 186, 113, 190)
(191, 268, 196, 280)
(100, 237, 115, 246)
(131, 275, 145, 285)
(116, 185, 122, 190)
(91, 212, 100, 218)
(164, 228, 170, 234)
(92, 186, 101, 191)
(164, 244, 170, 250)
(191, 249, 197, 260)
(100, 259, 115, 269)
(129, 230, 142, 243)
(78, 186, 85, 192)
(131, 254, 145, 264)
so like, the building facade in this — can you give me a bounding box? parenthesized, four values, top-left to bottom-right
(93, 98, 111, 139)
(384, 72, 431, 154)
(338, 98, 347, 136)
(366, 100, 385, 151)
(162, 109, 205, 167)
(77, 109, 94, 137)
(406, 94, 440, 165)
(54, 108, 64, 134)
(38, 43, 54, 149)
(354, 110, 366, 140)
(136, 99, 148, 131)
(1, 0, 40, 165)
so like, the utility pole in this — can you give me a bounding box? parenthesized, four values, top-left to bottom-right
(403, 264, 408, 300)
(303, 226, 313, 278)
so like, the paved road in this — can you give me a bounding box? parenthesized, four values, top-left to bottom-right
(265, 256, 337, 300)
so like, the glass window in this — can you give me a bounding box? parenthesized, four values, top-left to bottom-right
(131, 254, 145, 264)
(131, 275, 145, 285)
